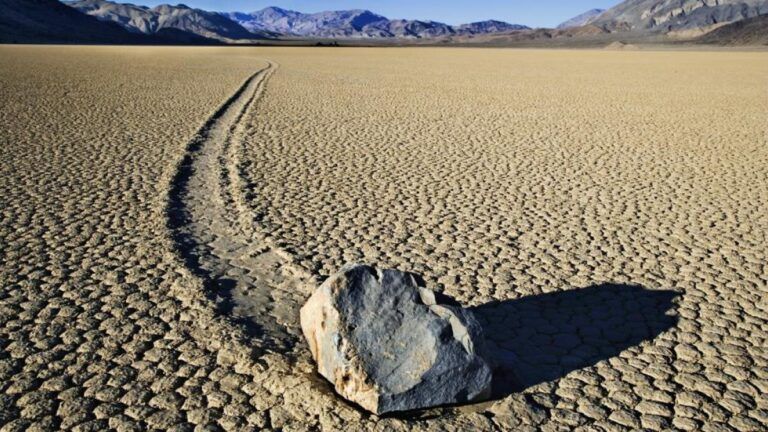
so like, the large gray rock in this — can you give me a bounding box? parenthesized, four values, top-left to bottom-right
(300, 263, 492, 414)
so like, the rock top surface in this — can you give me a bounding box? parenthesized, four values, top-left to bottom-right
(300, 263, 493, 414)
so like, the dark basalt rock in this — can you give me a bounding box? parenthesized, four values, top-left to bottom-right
(300, 263, 492, 414)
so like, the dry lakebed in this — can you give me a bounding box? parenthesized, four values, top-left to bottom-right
(1, 45, 767, 431)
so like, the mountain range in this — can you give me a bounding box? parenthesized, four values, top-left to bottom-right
(2, 1, 766, 45)
(63, 1, 529, 41)
(220, 7, 528, 39)
(0, 0, 220, 44)
(66, 0, 273, 41)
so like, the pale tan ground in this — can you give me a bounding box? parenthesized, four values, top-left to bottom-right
(1, 46, 767, 431)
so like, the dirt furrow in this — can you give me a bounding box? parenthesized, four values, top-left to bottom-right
(167, 61, 313, 356)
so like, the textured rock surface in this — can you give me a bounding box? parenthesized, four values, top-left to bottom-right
(301, 264, 492, 414)
(696, 13, 768, 44)
(592, 0, 768, 32)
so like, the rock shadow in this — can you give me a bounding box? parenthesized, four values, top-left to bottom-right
(470, 283, 678, 399)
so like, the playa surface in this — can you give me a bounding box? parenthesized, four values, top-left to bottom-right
(1, 45, 766, 431)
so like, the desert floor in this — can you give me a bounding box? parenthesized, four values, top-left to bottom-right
(1, 45, 766, 431)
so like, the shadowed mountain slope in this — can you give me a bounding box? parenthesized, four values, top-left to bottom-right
(0, 0, 148, 43)
(696, 13, 768, 44)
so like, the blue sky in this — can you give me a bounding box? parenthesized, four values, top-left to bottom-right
(132, 1, 619, 28)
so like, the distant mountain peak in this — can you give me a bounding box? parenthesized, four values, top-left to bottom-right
(257, 6, 295, 14)
(557, 8, 605, 29)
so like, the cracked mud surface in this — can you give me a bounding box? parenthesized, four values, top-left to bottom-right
(1, 46, 767, 431)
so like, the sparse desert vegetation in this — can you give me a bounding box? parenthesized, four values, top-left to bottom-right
(1, 45, 767, 430)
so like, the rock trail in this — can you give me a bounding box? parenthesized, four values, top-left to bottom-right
(167, 61, 313, 355)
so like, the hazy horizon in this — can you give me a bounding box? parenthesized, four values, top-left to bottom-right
(115, 0, 619, 28)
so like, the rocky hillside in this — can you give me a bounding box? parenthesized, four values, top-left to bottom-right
(557, 9, 606, 29)
(221, 7, 527, 39)
(696, 13, 768, 44)
(67, 0, 272, 41)
(592, 0, 768, 33)
(0, 0, 146, 43)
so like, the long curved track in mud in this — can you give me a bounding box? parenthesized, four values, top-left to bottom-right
(166, 62, 313, 355)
